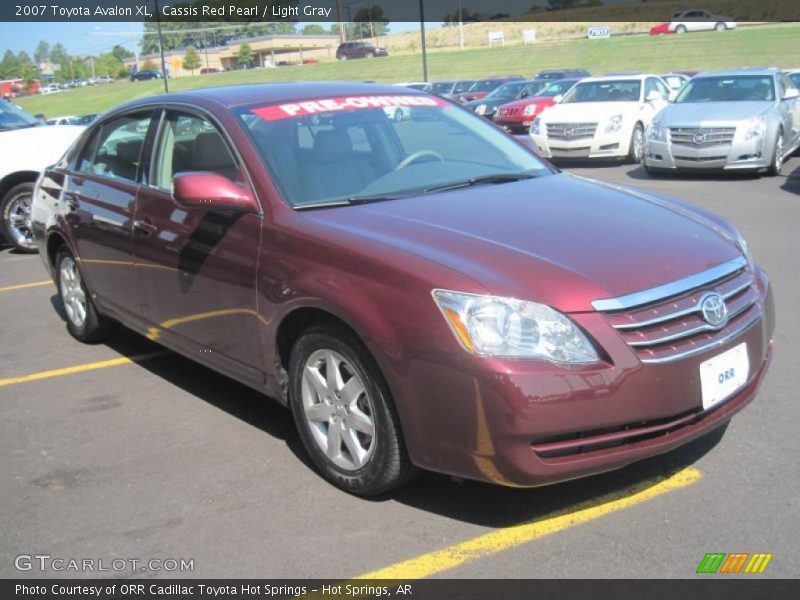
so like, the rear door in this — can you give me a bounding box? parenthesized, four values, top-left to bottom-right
(132, 107, 264, 385)
(66, 110, 157, 322)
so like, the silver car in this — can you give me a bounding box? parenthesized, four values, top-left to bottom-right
(645, 68, 800, 175)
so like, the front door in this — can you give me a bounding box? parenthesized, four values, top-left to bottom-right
(132, 108, 264, 384)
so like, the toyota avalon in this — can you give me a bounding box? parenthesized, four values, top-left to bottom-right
(31, 83, 774, 495)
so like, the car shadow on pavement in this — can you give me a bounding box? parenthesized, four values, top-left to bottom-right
(780, 162, 800, 195)
(55, 303, 725, 526)
(624, 164, 761, 182)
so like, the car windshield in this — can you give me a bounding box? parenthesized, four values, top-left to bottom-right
(520, 81, 547, 97)
(468, 79, 502, 92)
(0, 101, 41, 131)
(486, 81, 527, 99)
(675, 75, 775, 102)
(562, 80, 641, 103)
(236, 95, 552, 209)
(538, 80, 577, 97)
(430, 82, 455, 94)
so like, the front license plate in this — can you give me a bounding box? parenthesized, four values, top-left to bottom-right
(699, 343, 749, 410)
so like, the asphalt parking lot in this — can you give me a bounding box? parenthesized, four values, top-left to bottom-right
(1, 156, 798, 580)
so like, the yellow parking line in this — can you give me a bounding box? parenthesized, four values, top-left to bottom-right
(0, 351, 167, 388)
(354, 466, 701, 580)
(0, 280, 52, 293)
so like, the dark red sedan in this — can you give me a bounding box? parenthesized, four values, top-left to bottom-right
(493, 78, 581, 133)
(32, 83, 774, 495)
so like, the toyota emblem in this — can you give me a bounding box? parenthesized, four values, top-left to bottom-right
(700, 293, 728, 329)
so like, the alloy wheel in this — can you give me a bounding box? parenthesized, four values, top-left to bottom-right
(632, 126, 645, 163)
(59, 256, 87, 328)
(4, 190, 34, 249)
(774, 134, 784, 173)
(300, 349, 376, 471)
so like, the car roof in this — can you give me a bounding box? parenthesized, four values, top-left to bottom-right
(579, 74, 653, 82)
(693, 67, 780, 78)
(116, 82, 431, 111)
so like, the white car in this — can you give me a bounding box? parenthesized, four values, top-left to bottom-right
(0, 102, 84, 251)
(669, 10, 736, 34)
(529, 74, 671, 162)
(46, 115, 77, 126)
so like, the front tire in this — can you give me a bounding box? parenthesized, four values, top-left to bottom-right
(1, 182, 37, 253)
(55, 247, 110, 343)
(767, 130, 785, 176)
(628, 123, 645, 164)
(288, 325, 416, 495)
(714, 22, 726, 32)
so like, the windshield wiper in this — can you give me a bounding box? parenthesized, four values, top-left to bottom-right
(294, 194, 403, 211)
(424, 172, 535, 194)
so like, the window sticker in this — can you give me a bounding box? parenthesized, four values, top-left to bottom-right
(251, 95, 449, 121)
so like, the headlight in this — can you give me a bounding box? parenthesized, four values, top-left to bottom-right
(605, 114, 624, 134)
(744, 116, 765, 141)
(733, 227, 754, 269)
(523, 104, 538, 117)
(648, 120, 666, 141)
(475, 104, 486, 115)
(432, 290, 599, 363)
(531, 117, 542, 135)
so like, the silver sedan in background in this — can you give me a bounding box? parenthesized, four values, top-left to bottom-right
(645, 68, 800, 176)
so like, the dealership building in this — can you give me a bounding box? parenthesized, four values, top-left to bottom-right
(123, 33, 340, 77)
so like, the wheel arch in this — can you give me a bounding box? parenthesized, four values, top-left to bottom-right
(0, 170, 39, 202)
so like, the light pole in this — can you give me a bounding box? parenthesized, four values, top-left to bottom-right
(153, 0, 169, 92)
(419, 0, 428, 82)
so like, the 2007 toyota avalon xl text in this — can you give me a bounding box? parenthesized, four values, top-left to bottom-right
(31, 83, 774, 495)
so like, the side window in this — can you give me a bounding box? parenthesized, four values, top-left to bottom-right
(76, 113, 153, 182)
(645, 78, 665, 100)
(653, 78, 670, 98)
(152, 111, 239, 190)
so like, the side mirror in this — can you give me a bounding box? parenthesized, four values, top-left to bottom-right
(646, 90, 664, 102)
(553, 95, 563, 104)
(173, 172, 259, 213)
(784, 87, 799, 100)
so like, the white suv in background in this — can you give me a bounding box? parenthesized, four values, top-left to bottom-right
(529, 74, 671, 162)
(669, 10, 736, 33)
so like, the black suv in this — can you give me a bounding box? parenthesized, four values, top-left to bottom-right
(336, 42, 388, 60)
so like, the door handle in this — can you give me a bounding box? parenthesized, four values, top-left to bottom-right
(133, 219, 157, 236)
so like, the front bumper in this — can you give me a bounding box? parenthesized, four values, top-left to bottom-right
(373, 268, 774, 487)
(494, 115, 535, 134)
(532, 130, 628, 159)
(644, 137, 770, 171)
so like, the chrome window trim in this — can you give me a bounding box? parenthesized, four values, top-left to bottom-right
(612, 275, 753, 330)
(591, 256, 748, 312)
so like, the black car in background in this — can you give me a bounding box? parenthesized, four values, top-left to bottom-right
(533, 69, 591, 80)
(463, 79, 548, 118)
(336, 42, 388, 60)
(131, 70, 162, 81)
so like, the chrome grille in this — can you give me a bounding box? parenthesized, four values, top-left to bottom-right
(595, 260, 760, 364)
(546, 122, 597, 140)
(498, 106, 521, 117)
(669, 127, 736, 148)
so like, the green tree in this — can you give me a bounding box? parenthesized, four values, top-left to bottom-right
(95, 53, 123, 78)
(49, 43, 69, 65)
(237, 42, 253, 69)
(302, 24, 326, 35)
(351, 6, 389, 39)
(183, 46, 202, 74)
(33, 41, 50, 64)
(110, 44, 133, 61)
(0, 50, 21, 78)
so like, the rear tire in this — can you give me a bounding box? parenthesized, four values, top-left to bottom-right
(55, 247, 110, 343)
(676, 25, 687, 34)
(288, 325, 416, 495)
(714, 22, 726, 32)
(1, 182, 37, 253)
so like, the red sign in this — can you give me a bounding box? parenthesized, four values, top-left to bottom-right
(252, 94, 449, 121)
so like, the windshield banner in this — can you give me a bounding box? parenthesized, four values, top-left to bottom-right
(252, 95, 450, 121)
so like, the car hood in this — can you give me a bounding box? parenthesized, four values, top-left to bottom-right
(0, 125, 84, 171)
(501, 96, 556, 109)
(539, 101, 640, 123)
(464, 96, 515, 109)
(657, 101, 771, 124)
(301, 173, 741, 312)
